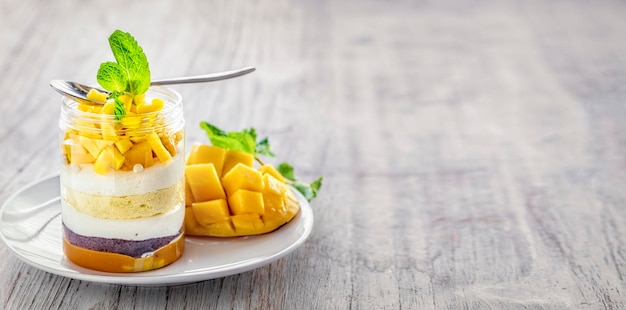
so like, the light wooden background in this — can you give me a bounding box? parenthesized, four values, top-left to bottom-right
(1, 0, 626, 309)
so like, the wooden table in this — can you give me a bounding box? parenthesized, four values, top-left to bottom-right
(2, 0, 626, 309)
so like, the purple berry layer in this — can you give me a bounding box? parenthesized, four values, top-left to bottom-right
(63, 224, 181, 258)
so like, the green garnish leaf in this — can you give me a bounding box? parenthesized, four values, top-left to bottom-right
(107, 30, 151, 95)
(255, 137, 276, 157)
(277, 162, 296, 181)
(96, 62, 127, 93)
(113, 97, 126, 120)
(200, 122, 272, 156)
(277, 163, 322, 202)
(310, 176, 323, 192)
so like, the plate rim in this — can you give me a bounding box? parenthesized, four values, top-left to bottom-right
(0, 174, 314, 286)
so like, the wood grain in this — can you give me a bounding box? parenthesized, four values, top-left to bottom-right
(1, 0, 626, 309)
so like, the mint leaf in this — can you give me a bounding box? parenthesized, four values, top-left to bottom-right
(200, 122, 273, 156)
(226, 131, 256, 153)
(277, 163, 296, 181)
(97, 62, 127, 93)
(113, 97, 126, 120)
(200, 122, 227, 136)
(277, 162, 322, 202)
(255, 137, 275, 157)
(108, 30, 150, 95)
(310, 176, 323, 192)
(200, 122, 255, 153)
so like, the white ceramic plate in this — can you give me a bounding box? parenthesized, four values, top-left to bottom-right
(0, 175, 313, 286)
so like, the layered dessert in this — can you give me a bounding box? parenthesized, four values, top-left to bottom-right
(59, 87, 185, 273)
(58, 29, 185, 272)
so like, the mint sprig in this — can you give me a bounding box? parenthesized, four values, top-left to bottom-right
(200, 121, 322, 202)
(277, 163, 323, 202)
(96, 30, 151, 119)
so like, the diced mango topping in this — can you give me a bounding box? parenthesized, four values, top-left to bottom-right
(86, 89, 108, 103)
(183, 143, 301, 237)
(137, 98, 164, 114)
(147, 132, 172, 162)
(114, 139, 133, 154)
(61, 89, 181, 175)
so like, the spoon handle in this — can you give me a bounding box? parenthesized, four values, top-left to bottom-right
(150, 67, 255, 85)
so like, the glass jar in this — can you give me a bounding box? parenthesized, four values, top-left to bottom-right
(58, 87, 185, 273)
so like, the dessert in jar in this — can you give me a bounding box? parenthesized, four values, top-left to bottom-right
(59, 87, 185, 272)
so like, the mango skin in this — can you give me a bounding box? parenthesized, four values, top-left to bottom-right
(183, 143, 300, 237)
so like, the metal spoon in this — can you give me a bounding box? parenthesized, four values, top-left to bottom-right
(50, 66, 255, 103)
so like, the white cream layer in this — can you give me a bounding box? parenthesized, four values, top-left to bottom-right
(61, 200, 185, 240)
(60, 152, 184, 196)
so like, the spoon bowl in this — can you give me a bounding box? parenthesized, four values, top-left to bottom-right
(50, 66, 255, 103)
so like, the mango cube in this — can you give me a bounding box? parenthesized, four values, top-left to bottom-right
(191, 199, 230, 225)
(69, 144, 95, 165)
(231, 214, 265, 233)
(137, 98, 164, 114)
(124, 141, 153, 168)
(222, 149, 254, 176)
(110, 146, 125, 169)
(77, 102, 102, 113)
(93, 145, 125, 174)
(258, 164, 286, 183)
(101, 122, 117, 140)
(77, 136, 102, 158)
(147, 132, 172, 162)
(205, 220, 236, 236)
(228, 189, 264, 215)
(261, 194, 288, 230)
(160, 134, 177, 157)
(121, 113, 142, 129)
(93, 147, 113, 175)
(262, 174, 287, 196)
(118, 94, 134, 111)
(221, 163, 264, 196)
(284, 195, 300, 219)
(86, 89, 108, 103)
(262, 193, 286, 215)
(185, 164, 226, 202)
(102, 101, 115, 115)
(186, 143, 226, 175)
(114, 139, 133, 154)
